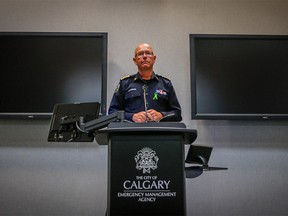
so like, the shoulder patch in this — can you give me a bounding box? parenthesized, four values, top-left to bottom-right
(114, 83, 120, 93)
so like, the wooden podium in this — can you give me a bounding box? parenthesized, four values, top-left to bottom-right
(95, 122, 197, 216)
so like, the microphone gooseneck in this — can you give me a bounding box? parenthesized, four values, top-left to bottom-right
(142, 84, 148, 123)
(158, 113, 175, 122)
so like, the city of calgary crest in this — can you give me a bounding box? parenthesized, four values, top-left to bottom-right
(135, 147, 159, 174)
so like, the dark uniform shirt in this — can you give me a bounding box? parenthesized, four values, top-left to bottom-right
(108, 72, 182, 122)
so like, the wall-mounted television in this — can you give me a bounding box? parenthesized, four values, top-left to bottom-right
(0, 32, 107, 119)
(190, 34, 288, 120)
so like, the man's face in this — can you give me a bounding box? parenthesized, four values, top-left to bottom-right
(133, 44, 156, 71)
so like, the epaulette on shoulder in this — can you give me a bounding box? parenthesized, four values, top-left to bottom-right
(157, 74, 171, 81)
(120, 74, 134, 80)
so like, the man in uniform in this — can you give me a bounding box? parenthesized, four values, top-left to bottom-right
(108, 43, 182, 123)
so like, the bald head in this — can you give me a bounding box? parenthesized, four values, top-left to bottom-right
(134, 43, 154, 57)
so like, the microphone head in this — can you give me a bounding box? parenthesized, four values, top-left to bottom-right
(142, 84, 148, 91)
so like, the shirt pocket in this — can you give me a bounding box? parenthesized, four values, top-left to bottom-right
(125, 90, 142, 100)
(156, 90, 169, 101)
(153, 90, 169, 110)
(158, 93, 168, 101)
(124, 90, 142, 112)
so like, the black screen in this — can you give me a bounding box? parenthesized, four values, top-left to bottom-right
(47, 102, 100, 142)
(190, 34, 288, 120)
(0, 32, 107, 119)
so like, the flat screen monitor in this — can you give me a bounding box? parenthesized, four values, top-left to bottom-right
(190, 34, 288, 120)
(0, 32, 107, 119)
(48, 102, 100, 142)
(185, 145, 213, 165)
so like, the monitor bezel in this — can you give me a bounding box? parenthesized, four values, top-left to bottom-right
(190, 34, 288, 120)
(0, 31, 108, 119)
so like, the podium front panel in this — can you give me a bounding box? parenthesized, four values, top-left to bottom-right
(107, 133, 186, 216)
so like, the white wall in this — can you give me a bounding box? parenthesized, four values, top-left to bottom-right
(1, 0, 288, 215)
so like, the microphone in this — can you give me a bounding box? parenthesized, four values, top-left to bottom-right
(158, 113, 175, 122)
(142, 84, 148, 122)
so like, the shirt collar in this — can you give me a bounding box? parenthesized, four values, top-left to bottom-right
(134, 72, 159, 82)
